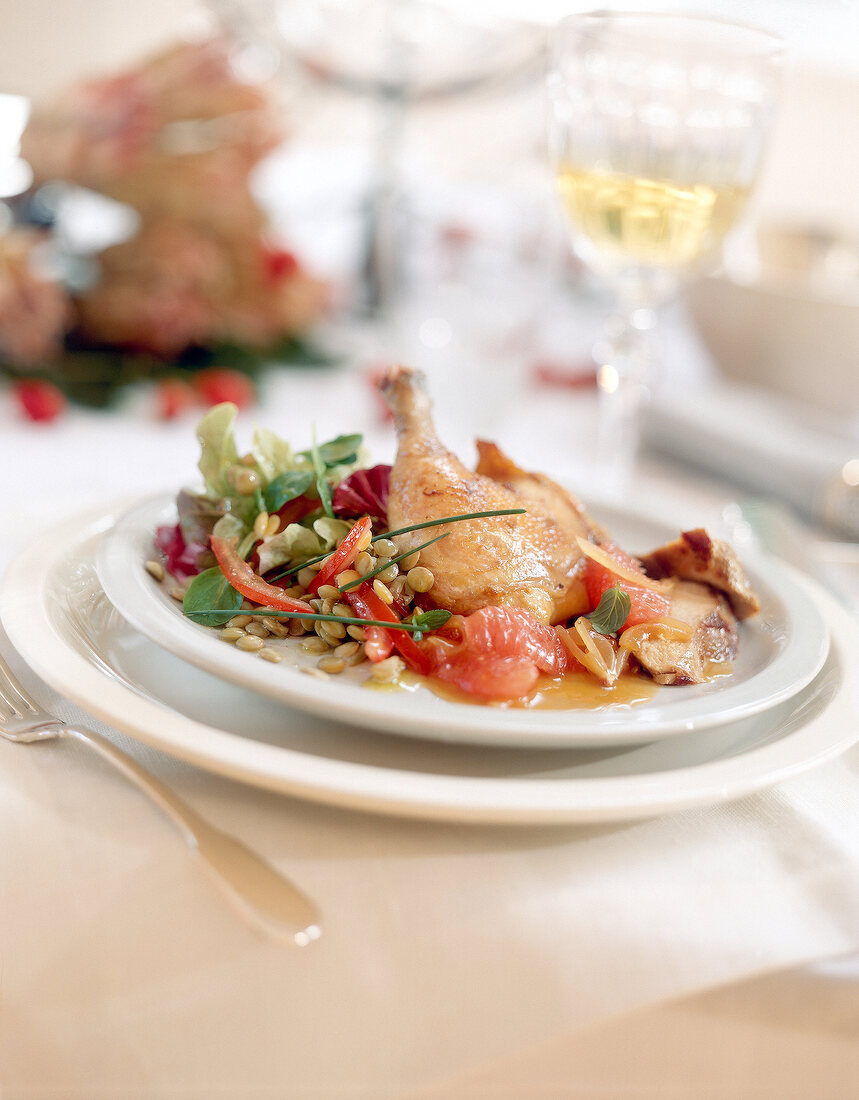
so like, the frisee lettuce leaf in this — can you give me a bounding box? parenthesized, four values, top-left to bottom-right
(196, 403, 240, 497)
(256, 516, 351, 576)
(251, 426, 296, 483)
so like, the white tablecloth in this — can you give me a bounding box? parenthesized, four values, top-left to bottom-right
(2, 358, 859, 1097)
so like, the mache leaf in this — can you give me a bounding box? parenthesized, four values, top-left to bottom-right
(183, 567, 243, 627)
(300, 433, 363, 470)
(262, 470, 314, 513)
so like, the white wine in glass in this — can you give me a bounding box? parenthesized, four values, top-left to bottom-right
(547, 11, 784, 491)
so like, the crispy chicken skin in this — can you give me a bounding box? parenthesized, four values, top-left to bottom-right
(380, 365, 601, 625)
(641, 529, 760, 620)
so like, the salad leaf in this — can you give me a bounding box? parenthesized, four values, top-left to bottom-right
(262, 470, 314, 514)
(332, 464, 390, 522)
(251, 426, 295, 484)
(256, 515, 352, 576)
(257, 523, 326, 576)
(176, 489, 222, 549)
(586, 584, 632, 636)
(312, 516, 352, 548)
(300, 433, 363, 470)
(196, 403, 239, 497)
(211, 513, 246, 542)
(183, 567, 243, 626)
(308, 431, 334, 519)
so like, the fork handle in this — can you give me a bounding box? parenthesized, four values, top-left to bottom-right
(62, 725, 321, 945)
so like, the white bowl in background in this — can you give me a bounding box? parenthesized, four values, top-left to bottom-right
(686, 224, 859, 418)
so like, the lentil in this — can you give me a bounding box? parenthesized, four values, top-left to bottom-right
(372, 578, 393, 604)
(236, 634, 264, 652)
(317, 655, 346, 674)
(219, 627, 245, 642)
(374, 537, 397, 558)
(355, 525, 373, 552)
(399, 551, 421, 571)
(228, 614, 253, 628)
(265, 619, 291, 638)
(355, 552, 374, 576)
(145, 560, 165, 581)
(407, 566, 435, 593)
(259, 647, 283, 663)
(300, 666, 329, 680)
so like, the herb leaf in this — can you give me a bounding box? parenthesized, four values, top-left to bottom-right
(183, 567, 243, 626)
(586, 584, 631, 635)
(412, 609, 451, 631)
(299, 433, 363, 469)
(263, 470, 314, 513)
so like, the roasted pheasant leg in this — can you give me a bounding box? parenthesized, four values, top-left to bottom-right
(379, 365, 604, 625)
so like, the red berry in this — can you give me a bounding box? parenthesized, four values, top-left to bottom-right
(260, 247, 300, 284)
(12, 379, 66, 423)
(155, 377, 197, 420)
(192, 368, 256, 409)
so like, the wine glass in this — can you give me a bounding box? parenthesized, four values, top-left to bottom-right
(547, 11, 784, 493)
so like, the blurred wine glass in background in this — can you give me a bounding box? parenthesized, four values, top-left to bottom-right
(211, 0, 545, 316)
(547, 10, 784, 493)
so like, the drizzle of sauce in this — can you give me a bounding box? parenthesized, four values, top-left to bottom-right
(394, 668, 658, 710)
(364, 662, 733, 708)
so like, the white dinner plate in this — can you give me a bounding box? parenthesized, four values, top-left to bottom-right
(1, 503, 857, 825)
(94, 493, 829, 749)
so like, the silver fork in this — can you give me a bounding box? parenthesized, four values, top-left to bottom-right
(0, 650, 321, 946)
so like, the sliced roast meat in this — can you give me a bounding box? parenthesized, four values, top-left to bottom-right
(640, 528, 760, 620)
(622, 579, 739, 686)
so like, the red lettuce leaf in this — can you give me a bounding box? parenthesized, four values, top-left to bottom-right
(332, 464, 390, 523)
(155, 523, 209, 580)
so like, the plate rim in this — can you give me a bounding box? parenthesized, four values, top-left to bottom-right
(93, 492, 830, 749)
(1, 500, 857, 825)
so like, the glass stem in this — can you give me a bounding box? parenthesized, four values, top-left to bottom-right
(593, 302, 658, 495)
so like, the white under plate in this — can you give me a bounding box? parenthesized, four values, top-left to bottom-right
(93, 493, 829, 749)
(2, 503, 857, 825)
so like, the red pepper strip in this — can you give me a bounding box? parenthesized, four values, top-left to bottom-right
(210, 536, 313, 613)
(343, 587, 393, 662)
(345, 583, 433, 675)
(306, 516, 372, 596)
